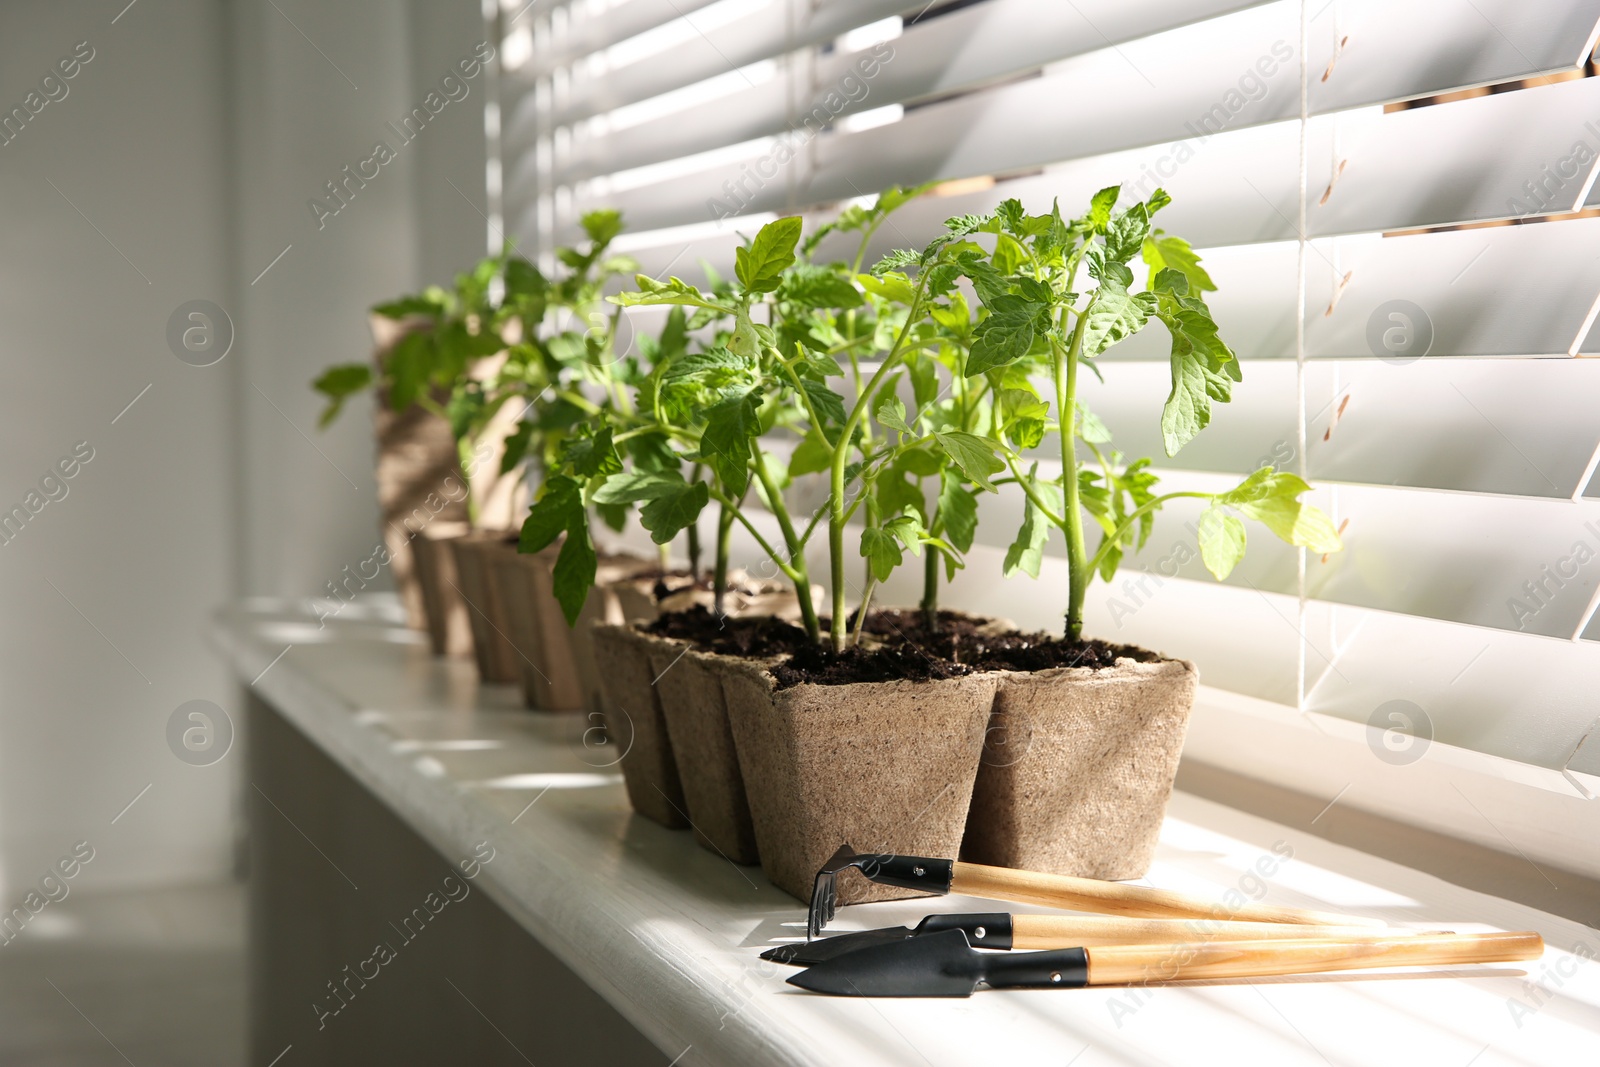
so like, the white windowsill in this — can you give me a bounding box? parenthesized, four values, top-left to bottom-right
(211, 597, 1599, 1066)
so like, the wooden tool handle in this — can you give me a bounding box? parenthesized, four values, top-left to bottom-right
(1084, 931, 1543, 985)
(951, 861, 1384, 928)
(1012, 914, 1427, 949)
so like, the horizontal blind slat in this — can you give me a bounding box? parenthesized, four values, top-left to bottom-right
(547, 76, 1600, 250)
(959, 468, 1600, 639)
(1075, 358, 1600, 501)
(516, 0, 727, 79)
(520, 0, 1271, 181)
(542, 0, 913, 128)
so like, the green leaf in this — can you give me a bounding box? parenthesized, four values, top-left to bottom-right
(1086, 186, 1120, 233)
(1007, 418, 1045, 450)
(639, 480, 710, 545)
(875, 182, 935, 217)
(546, 332, 588, 365)
(551, 521, 597, 626)
(625, 431, 680, 473)
(885, 511, 927, 556)
(609, 275, 732, 312)
(878, 473, 927, 524)
(1197, 506, 1247, 580)
(934, 431, 1004, 492)
(860, 527, 903, 582)
(503, 258, 548, 301)
(661, 346, 744, 383)
(728, 309, 761, 358)
(520, 476, 581, 554)
(702, 390, 761, 497)
(938, 472, 978, 553)
(712, 453, 751, 500)
(1076, 404, 1113, 444)
(1215, 469, 1343, 553)
(313, 363, 372, 398)
(1105, 203, 1151, 262)
(909, 353, 939, 410)
(929, 292, 972, 334)
(781, 264, 864, 309)
(563, 427, 621, 478)
(1079, 287, 1149, 358)
(876, 396, 912, 435)
(801, 379, 847, 430)
(968, 298, 1043, 375)
(1156, 289, 1239, 455)
(954, 252, 1010, 306)
(895, 445, 944, 478)
(1142, 232, 1216, 293)
(591, 470, 685, 506)
(372, 293, 448, 319)
(871, 248, 921, 275)
(787, 432, 833, 478)
(312, 364, 373, 427)
(736, 216, 803, 293)
(999, 388, 1048, 426)
(856, 271, 919, 305)
(701, 390, 762, 458)
(386, 331, 432, 412)
(500, 420, 535, 475)
(580, 209, 624, 248)
(1003, 473, 1061, 579)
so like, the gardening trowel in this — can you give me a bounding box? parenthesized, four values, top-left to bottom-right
(807, 844, 1384, 939)
(764, 912, 1427, 966)
(786, 928, 1544, 997)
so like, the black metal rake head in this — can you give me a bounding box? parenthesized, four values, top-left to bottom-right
(806, 844, 955, 939)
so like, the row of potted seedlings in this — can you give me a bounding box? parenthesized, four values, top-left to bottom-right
(318, 186, 1342, 905)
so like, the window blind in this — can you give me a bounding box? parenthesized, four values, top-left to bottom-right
(494, 0, 1600, 796)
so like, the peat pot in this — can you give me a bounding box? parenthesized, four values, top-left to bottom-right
(961, 655, 1198, 880)
(447, 531, 521, 685)
(720, 667, 996, 904)
(587, 580, 797, 837)
(590, 624, 688, 828)
(490, 544, 585, 710)
(408, 521, 472, 658)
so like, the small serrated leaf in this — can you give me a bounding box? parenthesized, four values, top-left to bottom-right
(934, 431, 1004, 492)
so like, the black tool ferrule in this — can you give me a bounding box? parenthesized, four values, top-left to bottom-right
(916, 913, 1014, 950)
(858, 854, 955, 894)
(982, 947, 1090, 990)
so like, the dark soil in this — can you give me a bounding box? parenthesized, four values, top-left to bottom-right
(644, 604, 812, 659)
(848, 607, 987, 643)
(945, 632, 1161, 673)
(647, 569, 698, 602)
(648, 605, 1162, 688)
(770, 641, 976, 688)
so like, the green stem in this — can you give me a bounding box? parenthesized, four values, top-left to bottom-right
(686, 464, 703, 579)
(829, 279, 929, 651)
(1057, 315, 1089, 641)
(714, 502, 734, 616)
(709, 490, 793, 581)
(1001, 453, 1066, 528)
(1082, 491, 1214, 580)
(556, 389, 602, 416)
(853, 577, 877, 646)
(921, 533, 939, 629)
(752, 440, 820, 641)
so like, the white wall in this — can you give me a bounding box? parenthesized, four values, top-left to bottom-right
(0, 0, 488, 897)
(0, 0, 237, 893)
(230, 0, 491, 599)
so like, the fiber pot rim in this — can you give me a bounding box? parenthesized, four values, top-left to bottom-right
(639, 604, 1193, 688)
